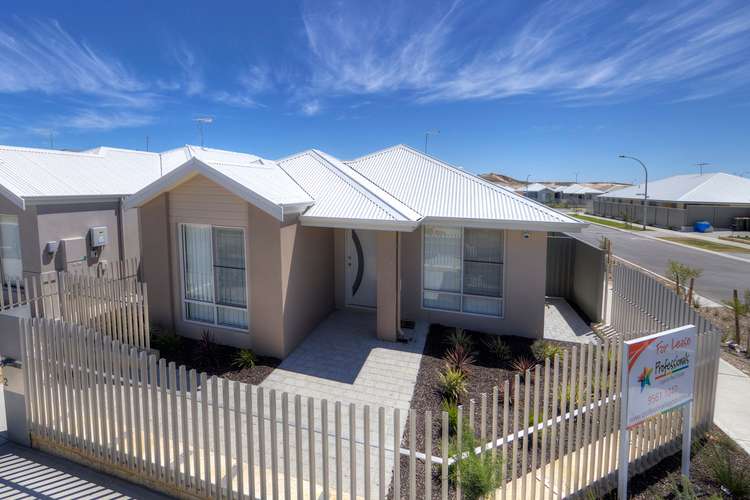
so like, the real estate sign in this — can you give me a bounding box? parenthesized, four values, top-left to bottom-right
(618, 324, 697, 500)
(623, 325, 697, 428)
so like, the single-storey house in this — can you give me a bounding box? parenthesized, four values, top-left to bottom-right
(518, 183, 555, 203)
(125, 144, 585, 359)
(0, 145, 173, 284)
(557, 184, 603, 210)
(594, 172, 750, 230)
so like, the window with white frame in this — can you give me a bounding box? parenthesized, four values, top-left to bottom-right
(0, 214, 22, 284)
(422, 225, 504, 317)
(181, 224, 248, 330)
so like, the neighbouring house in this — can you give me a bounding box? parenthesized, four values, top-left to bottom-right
(557, 184, 603, 210)
(125, 144, 586, 359)
(0, 145, 173, 285)
(594, 172, 750, 230)
(517, 183, 555, 203)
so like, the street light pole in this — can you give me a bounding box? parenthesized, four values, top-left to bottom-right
(619, 155, 649, 230)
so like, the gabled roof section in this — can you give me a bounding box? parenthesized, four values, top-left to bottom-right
(124, 149, 314, 220)
(0, 144, 163, 208)
(345, 144, 584, 232)
(278, 149, 422, 231)
(519, 182, 552, 193)
(560, 183, 603, 195)
(600, 172, 750, 204)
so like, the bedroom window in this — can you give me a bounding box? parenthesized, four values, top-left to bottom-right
(181, 224, 248, 330)
(422, 225, 504, 317)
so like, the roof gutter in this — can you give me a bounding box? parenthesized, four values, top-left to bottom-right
(300, 216, 421, 232)
(420, 217, 587, 233)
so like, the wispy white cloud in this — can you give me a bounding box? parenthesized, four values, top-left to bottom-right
(64, 110, 155, 131)
(0, 18, 154, 108)
(166, 42, 205, 96)
(301, 99, 321, 116)
(299, 0, 750, 104)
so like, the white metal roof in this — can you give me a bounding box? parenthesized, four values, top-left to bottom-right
(344, 144, 583, 231)
(278, 150, 421, 230)
(519, 182, 552, 193)
(124, 149, 314, 220)
(0, 144, 163, 208)
(600, 172, 750, 204)
(560, 183, 603, 195)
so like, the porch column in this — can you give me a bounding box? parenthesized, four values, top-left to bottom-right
(376, 231, 400, 341)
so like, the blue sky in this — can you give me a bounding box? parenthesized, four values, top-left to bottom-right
(1, 0, 749, 183)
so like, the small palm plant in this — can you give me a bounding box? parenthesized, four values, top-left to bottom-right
(444, 327, 474, 351)
(232, 349, 257, 370)
(444, 345, 476, 375)
(438, 368, 467, 403)
(483, 337, 511, 362)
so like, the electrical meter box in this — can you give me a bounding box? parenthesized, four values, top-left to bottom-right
(89, 226, 108, 247)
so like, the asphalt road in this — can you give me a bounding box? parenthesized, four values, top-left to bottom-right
(571, 224, 750, 304)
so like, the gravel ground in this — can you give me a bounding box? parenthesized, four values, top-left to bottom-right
(390, 325, 592, 499)
(700, 306, 750, 377)
(601, 425, 750, 499)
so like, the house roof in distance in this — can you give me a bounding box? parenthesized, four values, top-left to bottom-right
(518, 182, 553, 193)
(345, 144, 583, 232)
(559, 183, 603, 195)
(600, 172, 750, 204)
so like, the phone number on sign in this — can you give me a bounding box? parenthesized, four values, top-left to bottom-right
(648, 385, 680, 405)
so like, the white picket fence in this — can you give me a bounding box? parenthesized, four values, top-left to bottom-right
(1, 258, 149, 350)
(20, 314, 722, 500)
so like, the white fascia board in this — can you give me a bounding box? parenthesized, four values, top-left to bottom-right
(300, 216, 420, 232)
(0, 184, 25, 210)
(124, 157, 286, 220)
(420, 217, 587, 233)
(24, 195, 125, 206)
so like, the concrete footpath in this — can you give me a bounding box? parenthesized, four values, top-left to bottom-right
(714, 359, 750, 454)
(0, 386, 169, 499)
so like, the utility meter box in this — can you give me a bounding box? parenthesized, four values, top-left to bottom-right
(89, 226, 108, 247)
(57, 237, 87, 271)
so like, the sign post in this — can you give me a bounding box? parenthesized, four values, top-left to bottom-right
(618, 325, 697, 500)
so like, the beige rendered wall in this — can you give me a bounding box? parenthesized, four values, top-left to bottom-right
(376, 231, 400, 341)
(139, 193, 173, 329)
(167, 175, 253, 348)
(36, 202, 122, 274)
(400, 228, 547, 338)
(279, 220, 335, 356)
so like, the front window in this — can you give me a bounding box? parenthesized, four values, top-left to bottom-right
(181, 224, 248, 330)
(0, 214, 22, 284)
(423, 226, 504, 317)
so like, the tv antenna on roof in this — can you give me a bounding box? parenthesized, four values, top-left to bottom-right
(194, 116, 214, 148)
(695, 161, 710, 175)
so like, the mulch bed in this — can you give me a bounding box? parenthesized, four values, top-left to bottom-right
(700, 306, 750, 377)
(389, 324, 579, 499)
(153, 334, 280, 385)
(601, 425, 750, 499)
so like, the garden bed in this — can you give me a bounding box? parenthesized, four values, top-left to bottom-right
(151, 329, 280, 385)
(700, 305, 750, 377)
(389, 324, 586, 499)
(601, 425, 750, 499)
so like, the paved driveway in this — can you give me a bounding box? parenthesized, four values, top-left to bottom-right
(572, 224, 750, 303)
(257, 309, 428, 498)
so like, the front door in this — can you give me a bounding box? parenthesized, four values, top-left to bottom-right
(346, 229, 377, 308)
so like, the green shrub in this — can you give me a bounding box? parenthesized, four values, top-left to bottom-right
(444, 327, 474, 351)
(530, 340, 563, 361)
(450, 424, 504, 500)
(438, 368, 467, 403)
(483, 337, 511, 362)
(441, 399, 459, 435)
(705, 442, 750, 497)
(150, 329, 182, 355)
(444, 345, 476, 375)
(232, 349, 257, 370)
